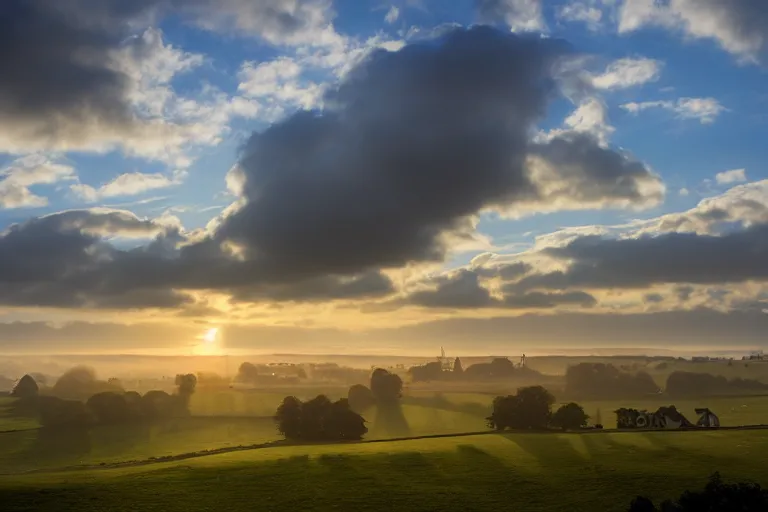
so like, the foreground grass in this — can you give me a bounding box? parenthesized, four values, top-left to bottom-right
(0, 405, 482, 473)
(3, 430, 768, 511)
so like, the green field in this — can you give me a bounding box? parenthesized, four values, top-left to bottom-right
(0, 401, 485, 473)
(410, 391, 768, 427)
(3, 429, 768, 511)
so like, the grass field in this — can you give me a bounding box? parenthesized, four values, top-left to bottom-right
(0, 402, 485, 473)
(3, 429, 768, 511)
(410, 391, 768, 427)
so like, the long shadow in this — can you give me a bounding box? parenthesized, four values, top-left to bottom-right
(497, 430, 586, 468)
(370, 402, 411, 438)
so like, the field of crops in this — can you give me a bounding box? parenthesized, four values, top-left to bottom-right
(3, 429, 768, 511)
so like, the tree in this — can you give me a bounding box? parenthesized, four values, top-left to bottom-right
(551, 402, 589, 431)
(487, 385, 555, 430)
(274, 395, 367, 442)
(175, 373, 197, 396)
(141, 390, 174, 419)
(370, 368, 402, 404)
(453, 357, 464, 375)
(11, 374, 38, 398)
(347, 384, 376, 413)
(38, 396, 92, 427)
(86, 392, 136, 424)
(236, 362, 259, 383)
(409, 362, 443, 382)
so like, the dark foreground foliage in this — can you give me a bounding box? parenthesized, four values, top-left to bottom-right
(629, 472, 768, 511)
(275, 395, 367, 442)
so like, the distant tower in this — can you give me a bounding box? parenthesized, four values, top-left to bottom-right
(438, 346, 453, 371)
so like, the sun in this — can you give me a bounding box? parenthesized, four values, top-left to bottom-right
(194, 327, 221, 355)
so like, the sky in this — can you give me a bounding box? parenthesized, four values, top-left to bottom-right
(1, 0, 767, 356)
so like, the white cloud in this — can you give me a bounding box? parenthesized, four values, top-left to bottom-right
(385, 6, 400, 24)
(589, 57, 663, 90)
(618, 0, 768, 62)
(543, 98, 615, 147)
(716, 169, 747, 185)
(679, 187, 690, 197)
(478, 0, 547, 33)
(622, 97, 727, 124)
(237, 57, 324, 115)
(557, 1, 604, 31)
(0, 155, 76, 209)
(71, 171, 185, 202)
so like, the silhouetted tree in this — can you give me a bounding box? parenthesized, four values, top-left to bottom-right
(274, 395, 367, 441)
(409, 362, 443, 382)
(487, 385, 554, 430)
(551, 402, 589, 431)
(141, 390, 174, 419)
(86, 392, 139, 424)
(175, 373, 197, 396)
(453, 357, 463, 375)
(566, 363, 659, 398)
(236, 362, 259, 383)
(11, 374, 38, 398)
(666, 371, 768, 397)
(629, 473, 768, 511)
(51, 366, 122, 400)
(370, 368, 402, 404)
(38, 396, 92, 427)
(348, 384, 376, 413)
(464, 357, 521, 380)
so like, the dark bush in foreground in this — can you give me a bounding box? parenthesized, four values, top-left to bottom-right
(551, 402, 589, 430)
(487, 386, 554, 430)
(629, 472, 768, 511)
(275, 395, 367, 442)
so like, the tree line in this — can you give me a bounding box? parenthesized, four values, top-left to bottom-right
(565, 363, 768, 399)
(409, 357, 542, 382)
(10, 368, 198, 428)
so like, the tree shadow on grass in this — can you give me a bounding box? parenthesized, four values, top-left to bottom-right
(496, 431, 586, 468)
(370, 403, 411, 438)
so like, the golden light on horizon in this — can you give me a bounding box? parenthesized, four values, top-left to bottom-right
(193, 327, 221, 356)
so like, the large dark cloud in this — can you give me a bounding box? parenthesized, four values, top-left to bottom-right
(513, 223, 768, 292)
(214, 27, 661, 281)
(0, 0, 333, 153)
(0, 26, 663, 310)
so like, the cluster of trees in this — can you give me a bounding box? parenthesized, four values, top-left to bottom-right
(666, 371, 768, 397)
(565, 363, 660, 399)
(629, 473, 768, 511)
(10, 371, 198, 428)
(274, 396, 367, 441)
(236, 362, 307, 385)
(409, 357, 541, 382)
(274, 368, 405, 443)
(487, 386, 590, 431)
